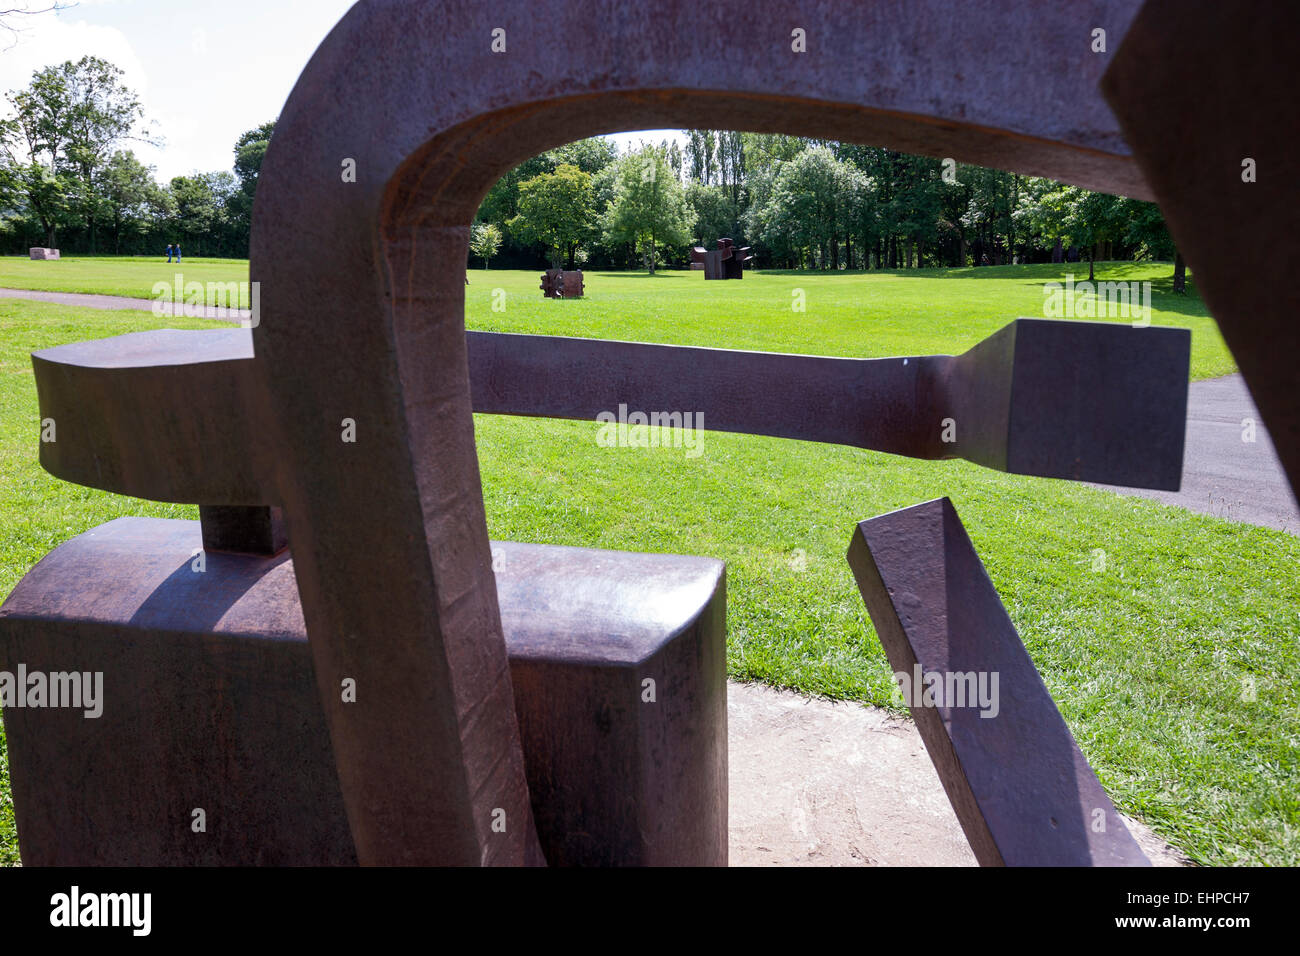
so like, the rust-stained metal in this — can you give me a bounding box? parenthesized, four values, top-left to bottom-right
(540, 269, 584, 298)
(29, 317, 1190, 503)
(1102, 0, 1300, 508)
(847, 498, 1150, 866)
(239, 0, 1169, 868)
(199, 505, 288, 556)
(699, 238, 753, 279)
(0, 0, 1250, 868)
(0, 518, 727, 865)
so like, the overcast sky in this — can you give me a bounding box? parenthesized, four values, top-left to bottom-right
(0, 0, 684, 181)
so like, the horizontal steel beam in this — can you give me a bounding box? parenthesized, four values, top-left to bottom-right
(31, 318, 1188, 507)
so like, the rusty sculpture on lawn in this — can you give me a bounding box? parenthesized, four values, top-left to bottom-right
(0, 0, 1293, 867)
(692, 238, 753, 279)
(540, 268, 585, 298)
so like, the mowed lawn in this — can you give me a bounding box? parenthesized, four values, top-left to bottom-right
(1, 256, 1235, 377)
(0, 261, 1295, 868)
(0, 255, 255, 306)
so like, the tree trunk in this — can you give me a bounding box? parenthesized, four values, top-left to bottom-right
(1173, 250, 1186, 294)
(1088, 245, 1096, 281)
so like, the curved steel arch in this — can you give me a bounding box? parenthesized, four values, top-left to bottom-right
(248, 0, 1152, 865)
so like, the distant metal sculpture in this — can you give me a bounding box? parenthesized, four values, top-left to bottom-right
(2, 0, 1290, 868)
(693, 238, 752, 279)
(540, 268, 584, 298)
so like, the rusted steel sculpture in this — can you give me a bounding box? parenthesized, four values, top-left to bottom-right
(694, 238, 752, 279)
(847, 499, 1150, 866)
(539, 268, 584, 298)
(1101, 0, 1300, 508)
(1, 520, 726, 865)
(3, 0, 1288, 867)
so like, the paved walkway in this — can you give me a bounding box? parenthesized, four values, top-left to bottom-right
(1091, 373, 1297, 533)
(0, 286, 249, 321)
(727, 682, 1186, 866)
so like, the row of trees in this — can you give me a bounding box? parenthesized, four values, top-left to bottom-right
(1, 55, 1183, 287)
(0, 56, 273, 257)
(475, 130, 1184, 284)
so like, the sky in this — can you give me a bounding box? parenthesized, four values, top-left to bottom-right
(0, 0, 685, 181)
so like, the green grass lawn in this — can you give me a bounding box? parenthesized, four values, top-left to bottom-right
(0, 255, 254, 306)
(1, 256, 1235, 379)
(1, 262, 1295, 868)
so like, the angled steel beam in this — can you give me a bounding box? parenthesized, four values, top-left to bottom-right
(846, 497, 1150, 866)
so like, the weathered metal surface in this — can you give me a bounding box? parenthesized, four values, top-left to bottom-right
(495, 540, 728, 866)
(846, 498, 1150, 866)
(4, 0, 1204, 868)
(936, 318, 1190, 489)
(30, 318, 1190, 507)
(242, 0, 1160, 866)
(699, 238, 753, 279)
(32, 329, 270, 506)
(1102, 0, 1300, 507)
(540, 269, 584, 298)
(199, 505, 288, 555)
(0, 517, 727, 866)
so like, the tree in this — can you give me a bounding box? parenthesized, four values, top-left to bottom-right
(227, 120, 275, 251)
(168, 175, 218, 254)
(1, 2, 75, 51)
(0, 155, 73, 247)
(601, 146, 691, 274)
(508, 163, 595, 269)
(3, 55, 152, 248)
(470, 221, 502, 268)
(478, 137, 616, 255)
(1046, 187, 1123, 280)
(97, 150, 165, 253)
(686, 182, 739, 247)
(1118, 196, 1186, 293)
(747, 146, 856, 269)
